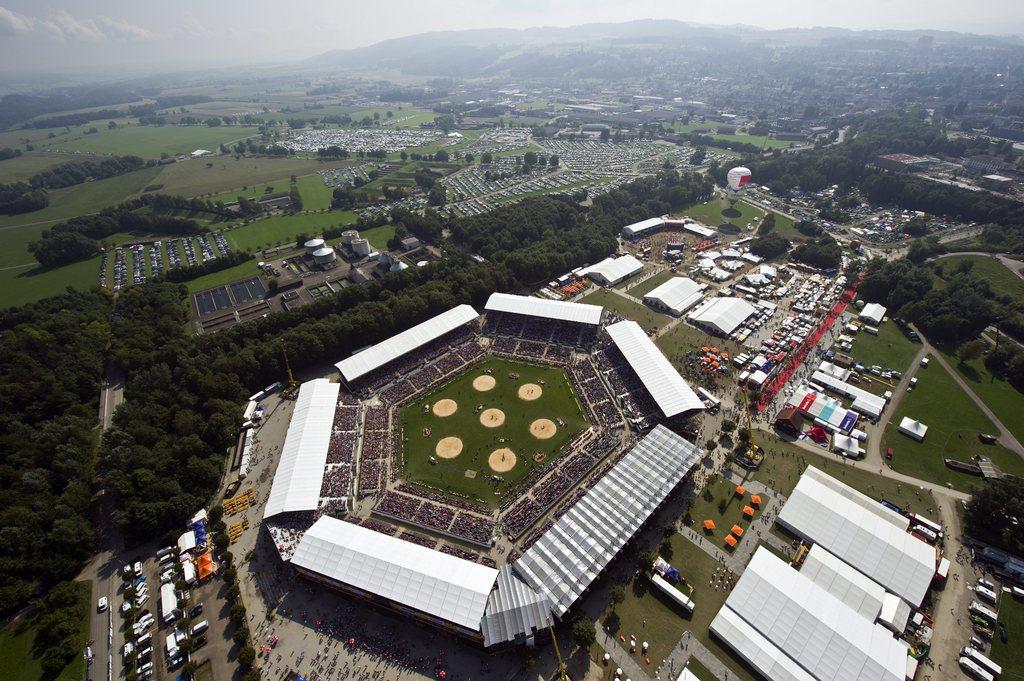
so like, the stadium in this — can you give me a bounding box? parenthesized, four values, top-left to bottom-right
(259, 292, 708, 649)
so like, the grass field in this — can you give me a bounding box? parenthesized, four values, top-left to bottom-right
(938, 344, 1024, 446)
(225, 210, 358, 251)
(657, 321, 742, 371)
(0, 581, 91, 681)
(357, 224, 395, 251)
(743, 435, 937, 514)
(184, 258, 264, 294)
(625, 270, 676, 298)
(1, 254, 103, 309)
(992, 592, 1024, 681)
(684, 476, 769, 552)
(153, 156, 336, 197)
(683, 196, 764, 232)
(882, 355, 1024, 490)
(36, 123, 262, 158)
(397, 357, 589, 506)
(669, 120, 797, 150)
(937, 254, 1024, 304)
(0, 153, 69, 183)
(295, 173, 335, 210)
(579, 288, 673, 332)
(683, 658, 718, 681)
(848, 319, 921, 373)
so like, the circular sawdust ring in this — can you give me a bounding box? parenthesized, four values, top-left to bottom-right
(518, 383, 543, 401)
(432, 399, 458, 417)
(479, 408, 506, 427)
(530, 418, 557, 440)
(472, 375, 496, 391)
(435, 436, 463, 459)
(489, 448, 517, 472)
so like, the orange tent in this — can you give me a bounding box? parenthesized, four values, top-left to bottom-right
(734, 485, 746, 497)
(750, 494, 762, 506)
(196, 551, 216, 581)
(731, 525, 744, 537)
(724, 535, 738, 548)
(742, 505, 755, 517)
(703, 519, 716, 532)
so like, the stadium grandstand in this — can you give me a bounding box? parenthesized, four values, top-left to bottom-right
(484, 292, 603, 325)
(264, 378, 340, 520)
(605, 320, 705, 418)
(335, 304, 479, 386)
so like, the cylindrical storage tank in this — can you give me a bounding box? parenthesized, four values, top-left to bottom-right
(304, 238, 325, 255)
(341, 230, 359, 245)
(351, 238, 371, 256)
(312, 246, 337, 266)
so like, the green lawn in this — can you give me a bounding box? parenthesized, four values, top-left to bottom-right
(225, 210, 358, 252)
(939, 343, 1024, 447)
(578, 289, 673, 332)
(358, 224, 395, 251)
(992, 592, 1024, 681)
(684, 476, 769, 552)
(1, 255, 103, 310)
(657, 322, 742, 371)
(295, 173, 335, 210)
(683, 196, 764, 232)
(669, 120, 797, 150)
(626, 269, 675, 298)
(0, 581, 91, 681)
(848, 319, 921, 374)
(397, 357, 589, 507)
(153, 156, 336, 198)
(684, 657, 719, 681)
(0, 153, 69, 183)
(937, 254, 1024, 304)
(185, 258, 264, 294)
(882, 355, 1024, 491)
(37, 123, 262, 159)
(743, 434, 937, 515)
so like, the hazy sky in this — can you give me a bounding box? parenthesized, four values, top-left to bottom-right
(1, 0, 1023, 75)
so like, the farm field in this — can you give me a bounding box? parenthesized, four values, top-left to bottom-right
(882, 355, 1024, 490)
(0, 153, 70, 183)
(397, 356, 589, 507)
(295, 173, 335, 210)
(1, 255, 102, 309)
(579, 288, 673, 332)
(36, 123, 263, 158)
(224, 210, 358, 251)
(153, 156, 336, 197)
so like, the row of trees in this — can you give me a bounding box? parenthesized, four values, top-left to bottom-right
(0, 155, 152, 216)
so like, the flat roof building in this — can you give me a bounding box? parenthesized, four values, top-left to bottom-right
(643, 277, 706, 316)
(264, 379, 340, 520)
(485, 292, 603, 325)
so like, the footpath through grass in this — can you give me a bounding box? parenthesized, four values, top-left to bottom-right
(938, 343, 1024, 448)
(882, 355, 1024, 491)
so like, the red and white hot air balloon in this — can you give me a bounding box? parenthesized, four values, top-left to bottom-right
(726, 166, 752, 192)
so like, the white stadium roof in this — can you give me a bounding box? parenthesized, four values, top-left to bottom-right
(514, 425, 701, 616)
(687, 297, 758, 336)
(643, 277, 705, 315)
(711, 548, 911, 681)
(579, 254, 644, 285)
(485, 292, 603, 326)
(777, 468, 936, 606)
(605, 320, 705, 417)
(264, 379, 339, 520)
(291, 516, 499, 632)
(335, 304, 478, 382)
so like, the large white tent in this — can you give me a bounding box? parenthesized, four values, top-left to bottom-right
(485, 292, 603, 325)
(859, 302, 887, 325)
(800, 544, 886, 621)
(710, 548, 912, 681)
(578, 254, 644, 286)
(643, 277, 706, 316)
(605, 320, 705, 417)
(263, 379, 340, 520)
(898, 417, 928, 441)
(335, 304, 478, 383)
(621, 216, 667, 238)
(514, 425, 701, 616)
(291, 516, 499, 634)
(687, 297, 757, 336)
(777, 467, 936, 606)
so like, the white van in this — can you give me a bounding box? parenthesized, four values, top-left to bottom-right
(190, 620, 209, 637)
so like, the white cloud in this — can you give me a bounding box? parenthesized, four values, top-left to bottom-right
(0, 5, 152, 42)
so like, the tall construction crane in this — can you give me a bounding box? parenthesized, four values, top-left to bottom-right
(547, 618, 570, 681)
(279, 337, 300, 399)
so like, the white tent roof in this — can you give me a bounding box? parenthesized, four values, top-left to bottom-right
(335, 305, 478, 382)
(898, 417, 928, 441)
(777, 468, 936, 606)
(711, 548, 910, 681)
(514, 425, 700, 616)
(177, 531, 196, 554)
(621, 216, 666, 237)
(485, 292, 602, 325)
(579, 254, 644, 284)
(643, 277, 705, 315)
(710, 604, 816, 681)
(688, 297, 757, 335)
(801, 544, 886, 622)
(291, 516, 498, 632)
(605, 320, 705, 417)
(860, 302, 887, 325)
(263, 379, 340, 520)
(879, 592, 912, 633)
(832, 433, 864, 457)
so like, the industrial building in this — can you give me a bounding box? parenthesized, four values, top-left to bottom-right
(642, 277, 706, 316)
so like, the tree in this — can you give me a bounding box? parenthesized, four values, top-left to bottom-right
(721, 419, 736, 432)
(481, 152, 493, 164)
(434, 149, 450, 163)
(610, 585, 625, 606)
(233, 626, 250, 645)
(571, 619, 596, 649)
(427, 185, 446, 207)
(749, 233, 790, 260)
(238, 645, 257, 668)
(958, 340, 986, 365)
(549, 154, 559, 168)
(637, 550, 653, 574)
(209, 504, 224, 524)
(757, 212, 776, 235)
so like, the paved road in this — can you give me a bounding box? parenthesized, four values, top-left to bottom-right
(79, 499, 124, 681)
(99, 365, 124, 431)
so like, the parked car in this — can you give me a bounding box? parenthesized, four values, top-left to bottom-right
(189, 603, 203, 619)
(97, 596, 108, 612)
(885, 447, 894, 460)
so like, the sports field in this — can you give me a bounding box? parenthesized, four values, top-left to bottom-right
(397, 356, 589, 506)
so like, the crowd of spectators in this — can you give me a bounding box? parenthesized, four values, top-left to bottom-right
(333, 405, 359, 431)
(398, 531, 437, 549)
(373, 492, 495, 546)
(360, 431, 390, 461)
(327, 431, 357, 464)
(439, 544, 479, 562)
(358, 459, 384, 498)
(350, 326, 478, 395)
(320, 464, 352, 499)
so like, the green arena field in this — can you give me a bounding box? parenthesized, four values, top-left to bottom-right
(396, 356, 590, 507)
